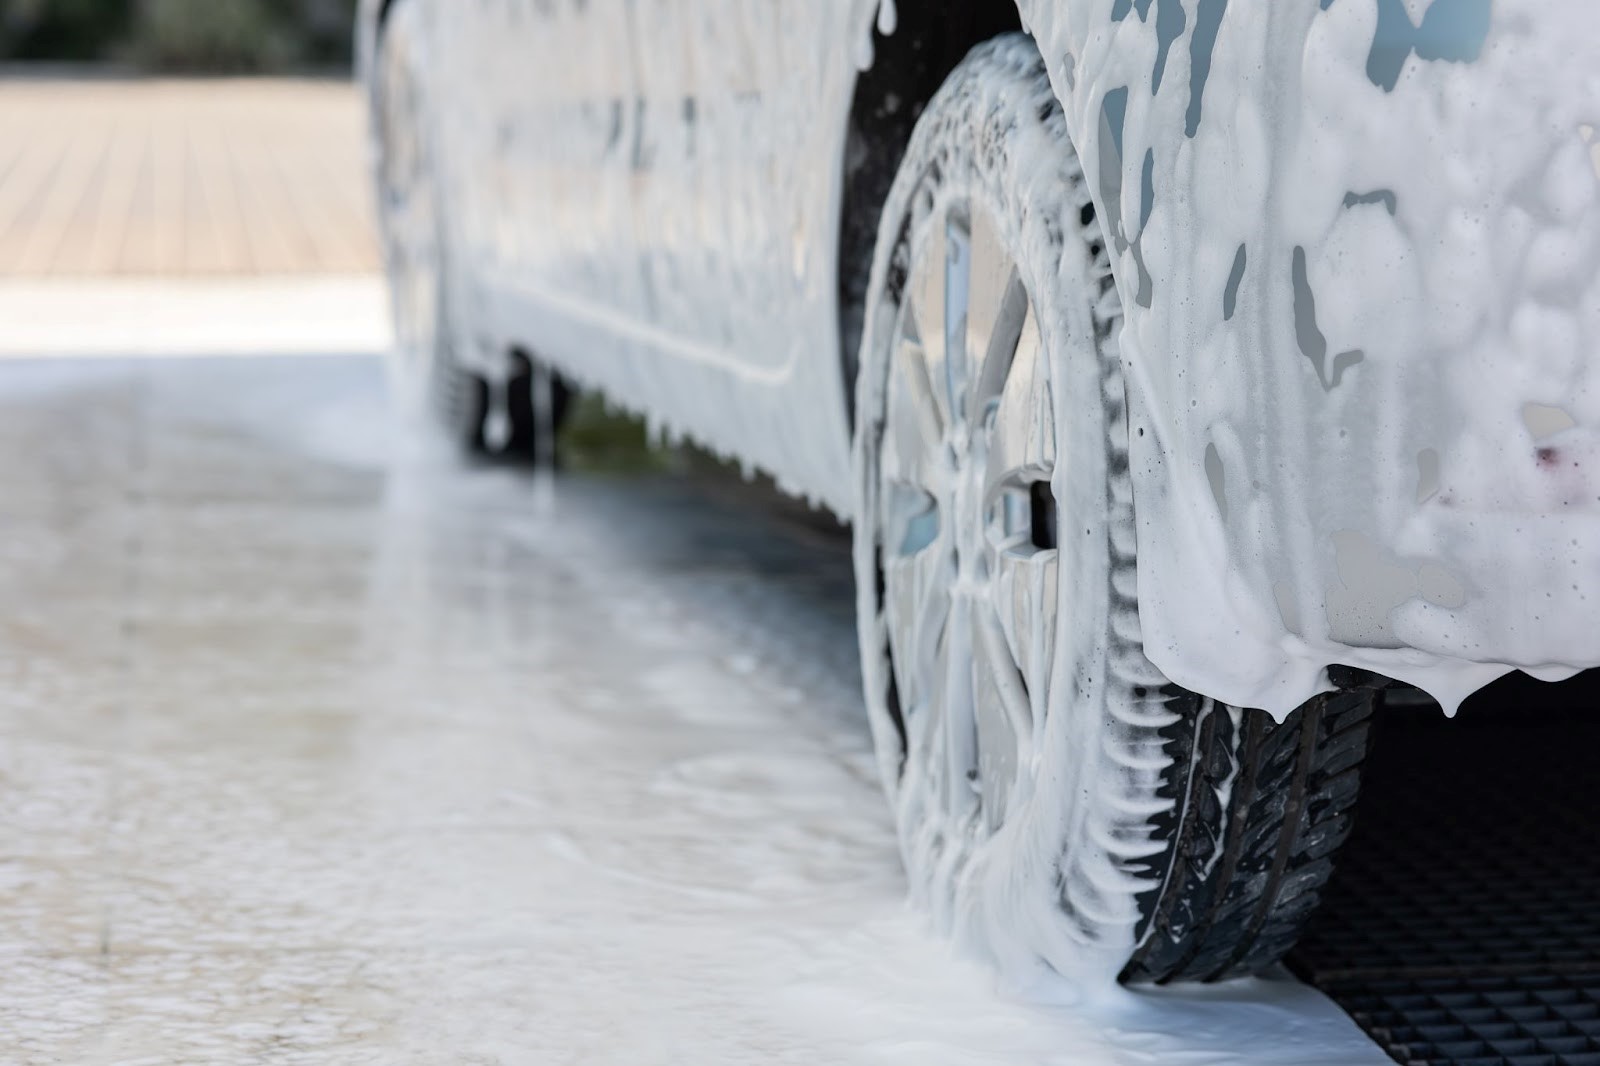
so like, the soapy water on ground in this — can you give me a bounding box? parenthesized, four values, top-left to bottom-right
(0, 352, 1386, 1063)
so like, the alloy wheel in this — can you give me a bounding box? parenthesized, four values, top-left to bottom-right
(878, 199, 1061, 834)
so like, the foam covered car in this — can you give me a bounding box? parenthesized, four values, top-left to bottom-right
(360, 0, 1600, 984)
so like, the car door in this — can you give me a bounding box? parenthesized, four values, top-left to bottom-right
(455, 0, 867, 509)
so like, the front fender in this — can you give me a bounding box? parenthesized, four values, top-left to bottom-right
(1018, 0, 1600, 714)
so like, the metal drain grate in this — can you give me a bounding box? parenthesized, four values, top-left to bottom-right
(1329, 976, 1600, 1065)
(1291, 672, 1600, 1066)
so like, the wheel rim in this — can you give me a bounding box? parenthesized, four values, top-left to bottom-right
(878, 198, 1060, 834)
(377, 26, 440, 394)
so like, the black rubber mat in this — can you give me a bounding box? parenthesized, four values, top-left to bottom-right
(1290, 671, 1600, 1065)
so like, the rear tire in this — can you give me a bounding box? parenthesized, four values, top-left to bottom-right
(851, 34, 1376, 985)
(502, 352, 573, 463)
(373, 0, 568, 461)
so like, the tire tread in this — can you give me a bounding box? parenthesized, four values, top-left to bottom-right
(1121, 688, 1376, 983)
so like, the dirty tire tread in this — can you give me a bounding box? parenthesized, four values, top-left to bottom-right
(1121, 689, 1376, 983)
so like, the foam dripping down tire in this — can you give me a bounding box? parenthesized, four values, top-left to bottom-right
(851, 33, 1378, 985)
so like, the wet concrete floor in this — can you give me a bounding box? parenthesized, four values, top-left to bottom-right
(0, 354, 1383, 1064)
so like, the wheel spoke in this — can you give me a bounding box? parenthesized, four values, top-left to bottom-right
(907, 217, 954, 432)
(940, 595, 979, 819)
(883, 330, 943, 487)
(976, 595, 1035, 740)
(967, 210, 1029, 418)
(943, 208, 973, 427)
(985, 305, 1054, 495)
(991, 546, 1058, 730)
(972, 600, 1032, 829)
(883, 526, 953, 724)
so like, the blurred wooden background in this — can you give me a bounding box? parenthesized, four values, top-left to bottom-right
(0, 77, 378, 276)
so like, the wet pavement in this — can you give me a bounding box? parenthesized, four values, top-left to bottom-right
(0, 354, 1385, 1064)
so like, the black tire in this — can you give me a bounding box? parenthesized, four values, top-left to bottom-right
(852, 34, 1376, 985)
(501, 351, 574, 463)
(373, 0, 568, 462)
(1122, 686, 1376, 983)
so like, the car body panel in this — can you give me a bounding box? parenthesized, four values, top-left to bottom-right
(1020, 0, 1600, 712)
(364, 0, 1600, 714)
(363, 0, 874, 509)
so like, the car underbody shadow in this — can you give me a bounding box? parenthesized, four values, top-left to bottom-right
(1292, 669, 1600, 1064)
